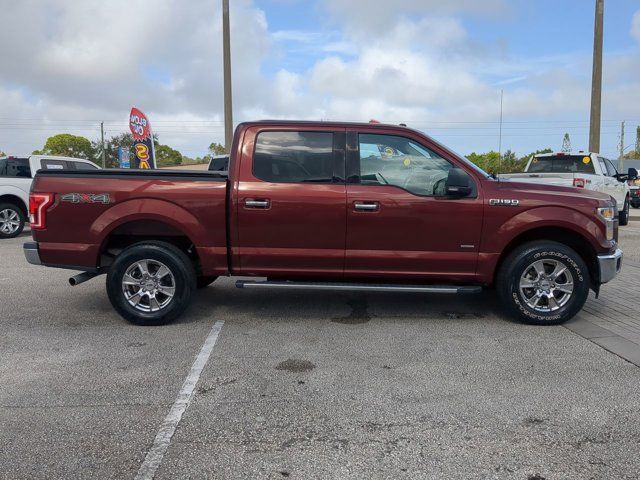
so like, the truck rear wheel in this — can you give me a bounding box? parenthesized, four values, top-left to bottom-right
(106, 241, 196, 325)
(497, 241, 590, 325)
(0, 203, 25, 239)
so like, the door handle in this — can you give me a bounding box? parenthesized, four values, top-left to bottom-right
(244, 199, 270, 209)
(354, 201, 379, 212)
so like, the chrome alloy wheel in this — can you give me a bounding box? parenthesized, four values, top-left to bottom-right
(519, 259, 574, 312)
(122, 259, 176, 313)
(0, 208, 21, 235)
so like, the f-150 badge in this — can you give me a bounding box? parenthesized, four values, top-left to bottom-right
(60, 193, 111, 204)
(489, 199, 519, 206)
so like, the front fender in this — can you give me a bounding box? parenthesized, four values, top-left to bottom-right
(488, 206, 605, 253)
(476, 206, 608, 284)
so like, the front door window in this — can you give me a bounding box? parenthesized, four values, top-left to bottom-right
(358, 134, 452, 196)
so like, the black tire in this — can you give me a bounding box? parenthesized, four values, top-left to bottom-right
(618, 197, 630, 226)
(497, 241, 590, 325)
(196, 275, 218, 289)
(106, 241, 196, 325)
(0, 202, 26, 239)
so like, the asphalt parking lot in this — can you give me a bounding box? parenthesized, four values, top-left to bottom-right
(2, 218, 640, 479)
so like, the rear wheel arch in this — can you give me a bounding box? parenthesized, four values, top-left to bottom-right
(98, 218, 204, 275)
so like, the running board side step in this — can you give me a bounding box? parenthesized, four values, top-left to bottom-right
(235, 280, 482, 294)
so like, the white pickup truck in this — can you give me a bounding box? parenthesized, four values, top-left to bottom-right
(0, 155, 99, 238)
(500, 152, 638, 226)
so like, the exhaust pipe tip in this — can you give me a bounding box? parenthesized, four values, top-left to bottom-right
(69, 271, 100, 286)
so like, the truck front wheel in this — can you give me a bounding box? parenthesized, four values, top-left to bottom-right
(497, 241, 590, 325)
(106, 241, 196, 325)
(619, 196, 630, 226)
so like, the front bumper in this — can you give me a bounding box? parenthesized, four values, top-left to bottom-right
(598, 248, 623, 284)
(23, 242, 41, 266)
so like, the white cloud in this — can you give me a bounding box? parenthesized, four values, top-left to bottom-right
(632, 10, 640, 42)
(321, 0, 507, 38)
(0, 0, 638, 158)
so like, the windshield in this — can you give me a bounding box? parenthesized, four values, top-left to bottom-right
(528, 155, 596, 174)
(417, 135, 491, 178)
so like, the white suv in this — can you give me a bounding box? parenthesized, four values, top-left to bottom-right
(0, 155, 100, 238)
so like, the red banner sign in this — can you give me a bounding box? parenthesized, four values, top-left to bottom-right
(128, 107, 155, 169)
(129, 107, 152, 140)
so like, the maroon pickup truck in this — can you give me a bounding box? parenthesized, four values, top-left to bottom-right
(24, 121, 622, 326)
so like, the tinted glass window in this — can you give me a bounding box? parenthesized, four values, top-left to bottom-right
(528, 155, 596, 174)
(71, 161, 99, 170)
(0, 157, 31, 177)
(253, 131, 334, 183)
(358, 134, 452, 196)
(209, 155, 229, 171)
(41, 160, 66, 170)
(597, 158, 608, 175)
(604, 158, 618, 177)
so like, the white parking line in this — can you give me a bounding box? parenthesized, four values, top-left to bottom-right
(135, 320, 225, 480)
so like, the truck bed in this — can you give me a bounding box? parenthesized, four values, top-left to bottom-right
(30, 169, 229, 275)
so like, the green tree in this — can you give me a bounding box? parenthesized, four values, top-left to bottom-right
(209, 142, 226, 155)
(34, 134, 95, 160)
(155, 144, 183, 167)
(466, 148, 553, 175)
(92, 133, 135, 168)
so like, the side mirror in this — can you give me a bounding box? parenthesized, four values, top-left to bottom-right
(446, 168, 473, 197)
(628, 167, 638, 181)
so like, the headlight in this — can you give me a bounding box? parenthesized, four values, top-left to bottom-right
(597, 207, 615, 240)
(597, 207, 615, 221)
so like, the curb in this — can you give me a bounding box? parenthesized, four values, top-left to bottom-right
(564, 317, 640, 368)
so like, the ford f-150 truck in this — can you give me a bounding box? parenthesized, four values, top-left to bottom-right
(24, 121, 623, 326)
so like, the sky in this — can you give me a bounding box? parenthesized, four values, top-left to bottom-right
(0, 0, 639, 159)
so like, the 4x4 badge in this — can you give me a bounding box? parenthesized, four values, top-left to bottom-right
(60, 193, 111, 204)
(489, 199, 519, 206)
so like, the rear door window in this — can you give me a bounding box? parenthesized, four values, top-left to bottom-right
(528, 155, 596, 174)
(604, 158, 618, 177)
(0, 157, 31, 177)
(253, 131, 336, 183)
(209, 155, 229, 172)
(597, 157, 609, 176)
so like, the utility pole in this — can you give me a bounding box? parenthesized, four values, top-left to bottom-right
(619, 121, 625, 170)
(498, 89, 503, 165)
(222, 0, 233, 153)
(589, 0, 604, 153)
(100, 121, 106, 168)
